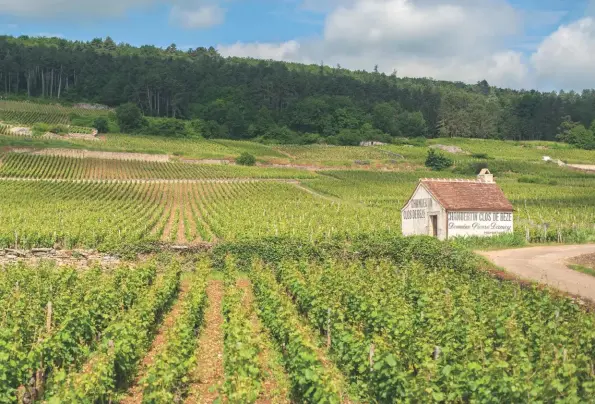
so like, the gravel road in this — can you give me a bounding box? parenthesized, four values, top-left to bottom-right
(479, 244, 595, 302)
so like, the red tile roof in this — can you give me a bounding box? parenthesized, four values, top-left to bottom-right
(421, 179, 513, 212)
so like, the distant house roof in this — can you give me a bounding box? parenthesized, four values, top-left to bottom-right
(420, 179, 514, 212)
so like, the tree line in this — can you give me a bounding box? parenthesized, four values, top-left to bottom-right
(1, 35, 594, 147)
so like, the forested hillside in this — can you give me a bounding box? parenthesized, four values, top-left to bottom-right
(1, 35, 595, 144)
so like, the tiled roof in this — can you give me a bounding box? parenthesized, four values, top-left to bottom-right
(421, 179, 514, 211)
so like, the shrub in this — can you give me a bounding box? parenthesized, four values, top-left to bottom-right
(93, 117, 109, 134)
(49, 124, 68, 134)
(425, 149, 453, 171)
(116, 103, 144, 133)
(32, 123, 51, 137)
(471, 152, 489, 159)
(236, 152, 256, 166)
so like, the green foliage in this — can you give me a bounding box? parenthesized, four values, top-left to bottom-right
(49, 124, 68, 134)
(471, 152, 489, 159)
(142, 261, 209, 402)
(32, 122, 51, 136)
(567, 264, 595, 277)
(93, 116, 109, 133)
(141, 117, 193, 137)
(236, 152, 256, 166)
(222, 257, 263, 402)
(250, 261, 343, 403)
(0, 262, 157, 402)
(116, 103, 145, 133)
(237, 241, 595, 403)
(47, 262, 181, 402)
(556, 118, 595, 150)
(425, 149, 453, 170)
(4, 36, 595, 144)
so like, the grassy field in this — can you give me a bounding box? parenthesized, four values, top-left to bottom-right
(0, 100, 594, 402)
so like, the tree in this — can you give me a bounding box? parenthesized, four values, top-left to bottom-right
(236, 152, 256, 166)
(373, 102, 399, 136)
(425, 149, 453, 171)
(2, 34, 595, 144)
(557, 122, 595, 149)
(93, 116, 109, 133)
(116, 103, 144, 133)
(397, 111, 427, 138)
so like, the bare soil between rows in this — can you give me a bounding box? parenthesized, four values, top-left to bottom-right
(185, 279, 225, 403)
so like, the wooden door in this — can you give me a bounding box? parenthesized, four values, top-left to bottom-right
(430, 215, 438, 237)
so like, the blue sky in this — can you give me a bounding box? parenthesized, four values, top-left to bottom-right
(1, 0, 594, 90)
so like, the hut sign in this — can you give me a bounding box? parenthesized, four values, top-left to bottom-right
(401, 169, 514, 240)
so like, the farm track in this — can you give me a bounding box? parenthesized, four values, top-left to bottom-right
(185, 279, 225, 403)
(237, 279, 291, 403)
(120, 278, 192, 404)
(290, 182, 342, 203)
(479, 244, 595, 302)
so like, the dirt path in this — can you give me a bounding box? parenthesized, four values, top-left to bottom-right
(479, 244, 595, 302)
(291, 182, 342, 203)
(185, 279, 225, 403)
(120, 278, 191, 404)
(567, 164, 595, 172)
(237, 279, 291, 403)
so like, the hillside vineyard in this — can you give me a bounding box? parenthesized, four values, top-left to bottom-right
(0, 37, 595, 401)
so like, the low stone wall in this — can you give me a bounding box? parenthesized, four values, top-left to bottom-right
(0, 248, 121, 268)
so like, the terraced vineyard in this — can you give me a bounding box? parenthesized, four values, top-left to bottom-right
(0, 100, 109, 126)
(2, 240, 594, 403)
(0, 153, 316, 181)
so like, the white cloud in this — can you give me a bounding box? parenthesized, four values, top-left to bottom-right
(532, 18, 595, 90)
(218, 41, 302, 61)
(169, 3, 225, 29)
(220, 0, 529, 89)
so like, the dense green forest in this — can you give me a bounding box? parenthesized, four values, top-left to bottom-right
(1, 35, 595, 146)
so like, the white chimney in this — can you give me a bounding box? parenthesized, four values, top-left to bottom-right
(477, 168, 494, 183)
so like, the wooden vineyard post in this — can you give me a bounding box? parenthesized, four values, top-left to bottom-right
(46, 301, 52, 333)
(34, 301, 52, 400)
(369, 343, 375, 372)
(433, 345, 441, 361)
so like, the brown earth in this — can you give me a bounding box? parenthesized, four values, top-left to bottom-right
(120, 279, 191, 404)
(185, 279, 225, 403)
(567, 164, 595, 172)
(568, 252, 595, 268)
(237, 279, 291, 403)
(479, 244, 595, 303)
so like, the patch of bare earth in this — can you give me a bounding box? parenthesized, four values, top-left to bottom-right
(120, 278, 191, 404)
(568, 253, 595, 268)
(185, 280, 224, 403)
(567, 164, 595, 172)
(237, 279, 291, 403)
(180, 158, 234, 165)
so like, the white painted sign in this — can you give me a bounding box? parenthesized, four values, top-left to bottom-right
(401, 186, 447, 239)
(447, 211, 513, 238)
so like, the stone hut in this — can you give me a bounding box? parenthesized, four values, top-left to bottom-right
(401, 169, 513, 240)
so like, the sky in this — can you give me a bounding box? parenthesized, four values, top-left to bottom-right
(1, 0, 594, 91)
